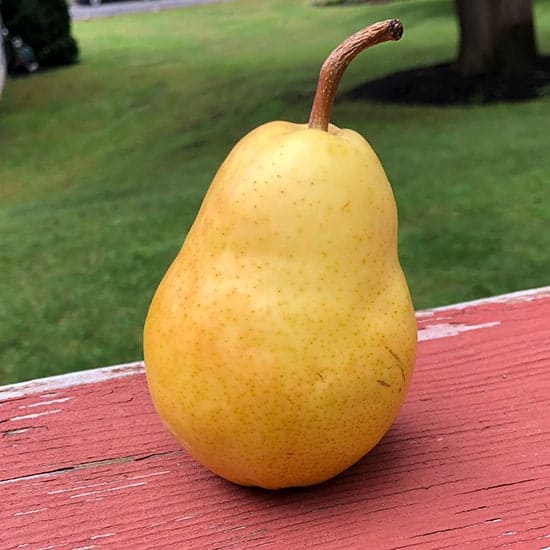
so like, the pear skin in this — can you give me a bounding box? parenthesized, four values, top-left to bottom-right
(143, 20, 416, 489)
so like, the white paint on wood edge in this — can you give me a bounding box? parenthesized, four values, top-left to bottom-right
(416, 285, 550, 318)
(418, 321, 500, 341)
(0, 362, 145, 400)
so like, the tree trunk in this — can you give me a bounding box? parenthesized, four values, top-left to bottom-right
(455, 0, 538, 76)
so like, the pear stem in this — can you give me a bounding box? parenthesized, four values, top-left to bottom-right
(308, 19, 403, 132)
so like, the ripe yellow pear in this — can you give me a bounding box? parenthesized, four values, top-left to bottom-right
(144, 19, 416, 489)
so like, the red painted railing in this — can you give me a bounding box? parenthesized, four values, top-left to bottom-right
(1, 287, 549, 549)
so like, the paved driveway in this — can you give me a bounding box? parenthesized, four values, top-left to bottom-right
(71, 0, 226, 20)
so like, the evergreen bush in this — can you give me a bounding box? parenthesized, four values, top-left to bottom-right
(0, 0, 78, 69)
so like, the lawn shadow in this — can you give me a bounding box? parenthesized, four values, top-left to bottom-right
(343, 56, 550, 105)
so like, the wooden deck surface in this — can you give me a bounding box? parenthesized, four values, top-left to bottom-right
(1, 287, 549, 549)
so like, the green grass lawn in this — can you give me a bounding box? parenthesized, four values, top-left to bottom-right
(1, 0, 549, 385)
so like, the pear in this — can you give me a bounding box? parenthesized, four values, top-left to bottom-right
(144, 19, 416, 489)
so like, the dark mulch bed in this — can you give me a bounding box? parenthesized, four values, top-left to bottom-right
(344, 56, 550, 105)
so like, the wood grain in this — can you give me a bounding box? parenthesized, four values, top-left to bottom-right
(1, 288, 549, 549)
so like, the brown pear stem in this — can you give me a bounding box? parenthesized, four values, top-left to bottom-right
(308, 19, 403, 131)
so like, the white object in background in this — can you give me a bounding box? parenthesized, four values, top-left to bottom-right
(0, 17, 5, 99)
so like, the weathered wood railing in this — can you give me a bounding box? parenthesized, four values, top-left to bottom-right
(1, 287, 549, 549)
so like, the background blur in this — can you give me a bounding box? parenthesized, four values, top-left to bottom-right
(1, 0, 549, 384)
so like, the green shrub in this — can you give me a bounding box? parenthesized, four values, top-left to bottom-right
(1, 0, 78, 68)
